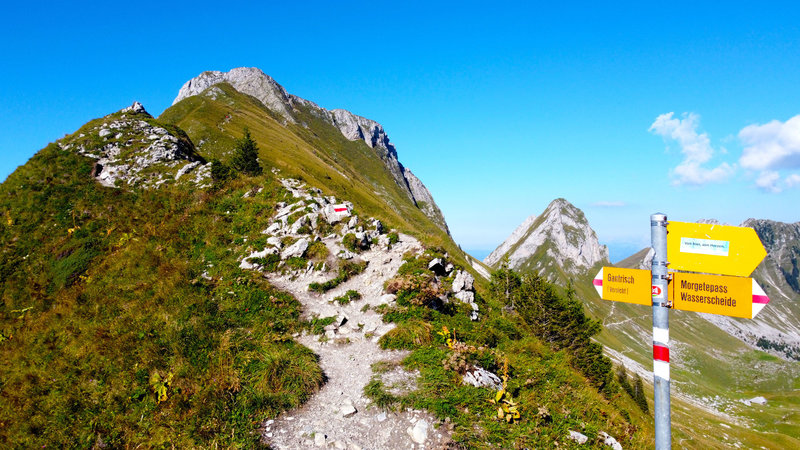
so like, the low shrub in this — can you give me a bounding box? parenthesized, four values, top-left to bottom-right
(333, 290, 361, 305)
(249, 254, 280, 272)
(378, 319, 433, 350)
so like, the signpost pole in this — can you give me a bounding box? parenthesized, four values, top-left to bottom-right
(651, 213, 671, 449)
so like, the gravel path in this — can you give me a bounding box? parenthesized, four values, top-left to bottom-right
(261, 233, 452, 449)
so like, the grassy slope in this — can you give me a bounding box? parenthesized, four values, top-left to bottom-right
(489, 225, 799, 448)
(369, 251, 655, 448)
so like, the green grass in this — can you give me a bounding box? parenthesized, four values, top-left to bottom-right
(158, 82, 472, 271)
(0, 144, 324, 447)
(333, 289, 361, 305)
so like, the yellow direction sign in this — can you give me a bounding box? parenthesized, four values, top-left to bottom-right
(593, 267, 652, 306)
(671, 272, 770, 319)
(667, 221, 767, 277)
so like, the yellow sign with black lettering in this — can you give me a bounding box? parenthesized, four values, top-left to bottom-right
(593, 267, 651, 306)
(670, 272, 752, 318)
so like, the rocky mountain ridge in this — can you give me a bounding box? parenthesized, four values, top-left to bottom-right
(484, 198, 608, 282)
(173, 67, 449, 233)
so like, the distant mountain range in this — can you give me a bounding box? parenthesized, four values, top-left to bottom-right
(486, 202, 800, 361)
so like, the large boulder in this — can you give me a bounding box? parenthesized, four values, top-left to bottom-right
(281, 238, 309, 259)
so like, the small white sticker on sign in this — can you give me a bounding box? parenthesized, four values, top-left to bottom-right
(680, 237, 730, 257)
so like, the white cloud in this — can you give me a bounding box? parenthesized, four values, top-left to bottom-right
(739, 115, 800, 171)
(755, 171, 781, 193)
(738, 115, 800, 192)
(786, 173, 800, 188)
(592, 201, 626, 207)
(649, 112, 734, 185)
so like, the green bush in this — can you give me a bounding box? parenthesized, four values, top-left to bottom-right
(210, 159, 234, 185)
(231, 128, 263, 176)
(306, 241, 329, 262)
(510, 270, 617, 395)
(248, 253, 280, 271)
(286, 256, 308, 270)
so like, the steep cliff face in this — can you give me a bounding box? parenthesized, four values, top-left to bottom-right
(402, 168, 449, 233)
(485, 198, 608, 282)
(172, 67, 449, 233)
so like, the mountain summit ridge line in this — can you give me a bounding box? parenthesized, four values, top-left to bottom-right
(172, 67, 449, 233)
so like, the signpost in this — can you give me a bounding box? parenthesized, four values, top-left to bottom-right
(593, 215, 769, 450)
(666, 221, 767, 277)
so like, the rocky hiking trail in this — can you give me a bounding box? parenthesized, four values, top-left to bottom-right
(245, 179, 453, 449)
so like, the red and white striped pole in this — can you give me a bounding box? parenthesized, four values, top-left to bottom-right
(650, 213, 671, 449)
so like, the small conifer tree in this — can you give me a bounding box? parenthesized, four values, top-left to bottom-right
(633, 374, 649, 414)
(231, 128, 263, 176)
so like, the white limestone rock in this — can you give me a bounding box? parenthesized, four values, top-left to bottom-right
(263, 222, 282, 235)
(281, 238, 309, 259)
(240, 247, 278, 270)
(599, 431, 623, 450)
(408, 419, 429, 444)
(568, 430, 588, 444)
(339, 398, 357, 417)
(462, 366, 502, 390)
(452, 270, 474, 293)
(454, 291, 475, 303)
(73, 103, 205, 189)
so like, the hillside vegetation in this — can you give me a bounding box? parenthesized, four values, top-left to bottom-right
(2, 78, 655, 447)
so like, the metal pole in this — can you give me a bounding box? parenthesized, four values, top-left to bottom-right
(651, 213, 671, 449)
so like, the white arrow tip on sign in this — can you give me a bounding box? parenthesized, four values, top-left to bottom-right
(752, 279, 770, 319)
(593, 267, 604, 298)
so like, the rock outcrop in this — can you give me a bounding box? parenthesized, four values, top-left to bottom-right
(172, 67, 449, 233)
(59, 102, 209, 189)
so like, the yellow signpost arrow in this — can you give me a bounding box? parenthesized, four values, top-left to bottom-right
(593, 267, 652, 306)
(666, 221, 767, 277)
(670, 272, 770, 319)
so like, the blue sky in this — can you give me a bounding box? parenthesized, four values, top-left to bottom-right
(2, 1, 799, 261)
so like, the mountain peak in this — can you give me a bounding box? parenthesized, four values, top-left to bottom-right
(170, 67, 449, 233)
(485, 198, 608, 282)
(173, 67, 295, 121)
